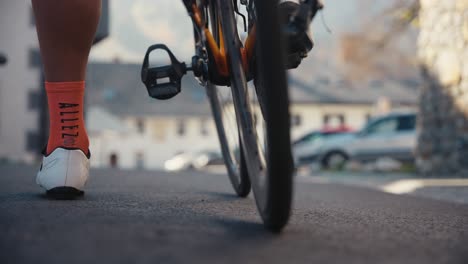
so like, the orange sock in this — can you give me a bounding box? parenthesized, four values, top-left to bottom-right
(45, 81, 89, 155)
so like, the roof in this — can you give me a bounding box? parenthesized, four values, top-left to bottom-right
(86, 62, 419, 118)
(289, 76, 419, 105)
(86, 62, 211, 117)
(86, 106, 132, 133)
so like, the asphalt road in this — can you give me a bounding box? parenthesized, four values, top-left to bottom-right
(1, 164, 467, 264)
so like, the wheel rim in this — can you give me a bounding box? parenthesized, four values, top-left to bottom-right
(207, 83, 243, 186)
(204, 3, 249, 196)
(328, 154, 346, 169)
(217, 0, 270, 211)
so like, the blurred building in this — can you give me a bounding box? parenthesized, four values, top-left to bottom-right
(0, 1, 108, 163)
(85, 62, 418, 170)
(0, 2, 41, 163)
(288, 76, 418, 139)
(86, 63, 218, 169)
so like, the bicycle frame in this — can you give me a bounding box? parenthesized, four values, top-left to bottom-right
(140, 0, 322, 231)
(182, 0, 256, 86)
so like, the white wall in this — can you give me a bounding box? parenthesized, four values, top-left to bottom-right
(290, 103, 374, 138)
(0, 2, 41, 162)
(89, 115, 219, 170)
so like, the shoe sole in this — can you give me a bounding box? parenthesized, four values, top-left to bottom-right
(46, 187, 84, 200)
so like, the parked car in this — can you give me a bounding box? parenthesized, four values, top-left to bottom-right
(293, 126, 354, 166)
(298, 112, 417, 169)
(192, 151, 224, 169)
(343, 112, 416, 163)
(164, 150, 224, 171)
(164, 152, 195, 171)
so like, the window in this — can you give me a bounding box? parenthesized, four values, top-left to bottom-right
(293, 132, 319, 146)
(109, 153, 118, 168)
(292, 114, 302, 127)
(323, 114, 346, 127)
(30, 7, 36, 27)
(28, 90, 40, 110)
(200, 118, 209, 136)
(338, 114, 345, 125)
(366, 118, 398, 134)
(135, 152, 144, 169)
(397, 115, 416, 131)
(304, 133, 319, 142)
(323, 115, 330, 126)
(28, 49, 41, 68)
(137, 119, 145, 134)
(302, 133, 320, 143)
(26, 131, 39, 152)
(177, 119, 186, 137)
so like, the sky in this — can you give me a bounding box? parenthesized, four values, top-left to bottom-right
(90, 0, 194, 62)
(89, 0, 383, 62)
(89, 0, 415, 83)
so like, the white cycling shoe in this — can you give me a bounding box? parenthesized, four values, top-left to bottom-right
(36, 148, 90, 199)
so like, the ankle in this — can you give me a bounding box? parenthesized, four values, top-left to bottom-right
(45, 81, 89, 155)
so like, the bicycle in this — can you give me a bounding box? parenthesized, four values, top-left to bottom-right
(141, 0, 322, 232)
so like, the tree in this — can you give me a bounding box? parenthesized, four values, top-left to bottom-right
(416, 0, 468, 176)
(338, 0, 419, 82)
(340, 0, 468, 175)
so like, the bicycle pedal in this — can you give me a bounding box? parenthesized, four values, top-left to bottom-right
(141, 44, 187, 100)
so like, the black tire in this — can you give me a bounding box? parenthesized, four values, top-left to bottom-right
(322, 151, 349, 170)
(217, 0, 294, 232)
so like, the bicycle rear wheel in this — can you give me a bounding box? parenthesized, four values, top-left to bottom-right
(217, 0, 294, 232)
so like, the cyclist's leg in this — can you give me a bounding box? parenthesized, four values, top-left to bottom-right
(32, 0, 101, 196)
(32, 0, 101, 82)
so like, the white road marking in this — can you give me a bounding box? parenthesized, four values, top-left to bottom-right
(295, 174, 331, 184)
(381, 179, 468, 194)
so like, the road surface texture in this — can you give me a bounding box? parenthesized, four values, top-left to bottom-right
(1, 164, 467, 264)
(297, 171, 468, 204)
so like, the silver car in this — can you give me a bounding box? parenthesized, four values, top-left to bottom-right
(302, 112, 417, 169)
(343, 112, 416, 164)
